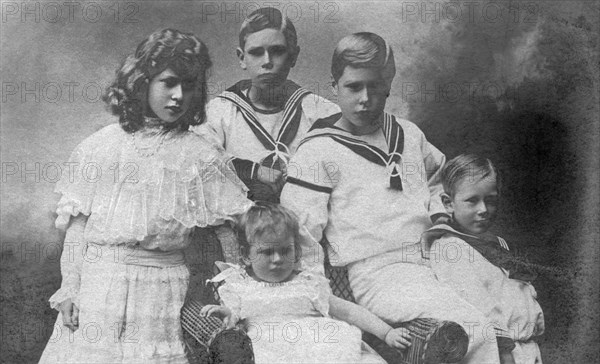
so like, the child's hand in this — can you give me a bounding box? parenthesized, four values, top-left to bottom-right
(59, 298, 79, 332)
(200, 304, 238, 329)
(384, 327, 412, 350)
(256, 166, 284, 193)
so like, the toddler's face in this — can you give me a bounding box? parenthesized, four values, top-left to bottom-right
(147, 68, 196, 124)
(237, 28, 296, 90)
(444, 173, 499, 235)
(334, 66, 389, 134)
(246, 231, 296, 283)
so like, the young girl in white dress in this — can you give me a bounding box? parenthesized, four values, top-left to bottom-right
(424, 154, 545, 364)
(39, 29, 252, 363)
(200, 201, 412, 364)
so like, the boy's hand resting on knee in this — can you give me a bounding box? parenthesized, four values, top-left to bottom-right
(200, 304, 238, 329)
(59, 298, 79, 332)
(385, 327, 412, 350)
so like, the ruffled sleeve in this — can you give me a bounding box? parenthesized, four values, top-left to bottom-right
(191, 148, 253, 225)
(54, 139, 98, 230)
(54, 126, 252, 247)
(300, 271, 332, 317)
(49, 214, 88, 310)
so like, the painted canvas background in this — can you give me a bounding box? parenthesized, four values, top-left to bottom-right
(1, 0, 598, 362)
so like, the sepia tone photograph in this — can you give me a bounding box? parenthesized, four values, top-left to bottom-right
(1, 1, 598, 363)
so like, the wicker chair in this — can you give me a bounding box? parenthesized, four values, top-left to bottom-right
(181, 242, 469, 364)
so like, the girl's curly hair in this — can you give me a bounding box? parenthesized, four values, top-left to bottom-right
(103, 28, 212, 133)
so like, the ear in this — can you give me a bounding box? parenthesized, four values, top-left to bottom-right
(241, 255, 252, 268)
(236, 48, 246, 70)
(331, 77, 338, 97)
(288, 46, 300, 68)
(441, 193, 455, 215)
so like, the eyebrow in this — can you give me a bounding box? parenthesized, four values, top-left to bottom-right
(246, 44, 287, 51)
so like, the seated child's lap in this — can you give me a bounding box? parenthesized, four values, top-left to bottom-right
(349, 261, 490, 326)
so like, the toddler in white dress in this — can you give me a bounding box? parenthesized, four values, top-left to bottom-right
(201, 202, 412, 363)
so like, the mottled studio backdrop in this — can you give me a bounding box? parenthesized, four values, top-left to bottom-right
(1, 0, 598, 362)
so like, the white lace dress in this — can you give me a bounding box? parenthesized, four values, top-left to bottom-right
(211, 264, 385, 364)
(39, 124, 252, 364)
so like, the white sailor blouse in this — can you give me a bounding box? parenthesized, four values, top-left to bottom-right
(193, 80, 340, 187)
(280, 113, 447, 266)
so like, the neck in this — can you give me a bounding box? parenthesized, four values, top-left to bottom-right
(337, 114, 383, 136)
(247, 84, 287, 111)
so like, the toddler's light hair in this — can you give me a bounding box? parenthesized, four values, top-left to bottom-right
(239, 7, 298, 53)
(441, 154, 501, 196)
(331, 32, 396, 89)
(236, 201, 302, 261)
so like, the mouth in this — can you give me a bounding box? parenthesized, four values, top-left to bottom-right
(257, 74, 283, 84)
(165, 106, 183, 114)
(355, 110, 379, 120)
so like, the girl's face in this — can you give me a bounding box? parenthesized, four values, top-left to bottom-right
(245, 231, 296, 283)
(147, 68, 196, 124)
(334, 66, 389, 135)
(443, 173, 499, 236)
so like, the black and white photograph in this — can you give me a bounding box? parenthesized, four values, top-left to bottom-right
(1, 1, 598, 363)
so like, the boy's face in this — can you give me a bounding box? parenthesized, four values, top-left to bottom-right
(237, 28, 298, 90)
(147, 68, 196, 123)
(442, 173, 499, 235)
(335, 66, 389, 133)
(245, 231, 296, 283)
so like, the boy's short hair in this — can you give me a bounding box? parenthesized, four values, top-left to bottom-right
(331, 32, 396, 89)
(441, 154, 501, 196)
(238, 7, 298, 52)
(236, 201, 302, 261)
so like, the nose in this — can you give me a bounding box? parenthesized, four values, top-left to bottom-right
(271, 251, 283, 264)
(261, 51, 273, 69)
(476, 201, 489, 216)
(358, 87, 371, 105)
(171, 84, 183, 102)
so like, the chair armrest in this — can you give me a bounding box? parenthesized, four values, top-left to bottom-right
(181, 299, 223, 363)
(365, 318, 468, 364)
(181, 299, 256, 364)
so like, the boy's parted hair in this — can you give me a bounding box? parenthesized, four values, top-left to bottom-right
(441, 154, 501, 196)
(103, 28, 212, 133)
(236, 201, 302, 262)
(238, 7, 298, 52)
(331, 32, 396, 89)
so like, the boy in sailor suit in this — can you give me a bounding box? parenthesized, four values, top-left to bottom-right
(281, 32, 502, 364)
(193, 7, 338, 267)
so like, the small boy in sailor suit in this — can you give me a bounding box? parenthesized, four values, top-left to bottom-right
(192, 7, 339, 266)
(423, 154, 545, 364)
